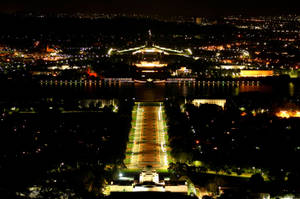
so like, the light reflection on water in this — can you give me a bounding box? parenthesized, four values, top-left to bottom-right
(43, 82, 281, 101)
(289, 82, 295, 97)
(1, 81, 297, 101)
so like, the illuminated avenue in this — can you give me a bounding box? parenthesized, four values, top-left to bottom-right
(1, 12, 300, 199)
(125, 102, 169, 170)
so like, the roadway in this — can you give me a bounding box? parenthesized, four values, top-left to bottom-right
(125, 102, 169, 171)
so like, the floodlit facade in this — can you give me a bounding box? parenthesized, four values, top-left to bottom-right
(240, 70, 274, 77)
(107, 37, 193, 82)
(220, 65, 247, 70)
(192, 99, 227, 109)
(107, 170, 188, 194)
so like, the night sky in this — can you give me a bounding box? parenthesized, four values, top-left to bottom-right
(0, 0, 299, 16)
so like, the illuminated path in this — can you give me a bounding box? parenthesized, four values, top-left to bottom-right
(125, 102, 169, 171)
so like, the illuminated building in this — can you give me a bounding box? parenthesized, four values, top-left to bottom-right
(108, 170, 188, 194)
(135, 61, 167, 68)
(240, 70, 274, 77)
(108, 44, 192, 57)
(276, 110, 300, 118)
(107, 31, 193, 83)
(134, 60, 168, 83)
(216, 66, 274, 78)
(220, 65, 246, 70)
(191, 99, 226, 109)
(174, 67, 192, 76)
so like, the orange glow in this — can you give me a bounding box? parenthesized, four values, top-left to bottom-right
(42, 56, 63, 61)
(87, 68, 98, 77)
(276, 110, 300, 118)
(217, 46, 224, 50)
(241, 112, 247, 116)
(46, 45, 56, 53)
(202, 45, 225, 51)
(240, 70, 273, 77)
(135, 61, 167, 68)
(141, 70, 156, 73)
(223, 59, 232, 64)
(295, 111, 300, 117)
(196, 140, 200, 144)
(179, 67, 187, 71)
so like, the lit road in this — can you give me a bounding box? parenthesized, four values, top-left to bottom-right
(125, 102, 169, 170)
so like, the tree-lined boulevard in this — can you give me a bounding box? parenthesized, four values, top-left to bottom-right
(125, 102, 169, 171)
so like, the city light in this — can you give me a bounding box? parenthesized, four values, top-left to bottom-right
(240, 70, 274, 77)
(107, 48, 114, 56)
(141, 70, 156, 73)
(186, 48, 193, 55)
(132, 48, 164, 54)
(276, 110, 300, 118)
(2, 12, 300, 198)
(135, 61, 167, 68)
(192, 99, 226, 109)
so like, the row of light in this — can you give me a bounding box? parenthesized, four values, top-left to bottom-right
(158, 103, 168, 167)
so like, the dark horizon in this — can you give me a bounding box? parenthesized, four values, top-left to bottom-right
(0, 0, 300, 17)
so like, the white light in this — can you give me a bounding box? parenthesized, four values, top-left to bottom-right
(158, 106, 161, 121)
(186, 48, 193, 55)
(107, 48, 114, 56)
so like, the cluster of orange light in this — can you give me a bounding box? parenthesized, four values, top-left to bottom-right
(202, 42, 248, 50)
(86, 68, 98, 77)
(241, 112, 247, 116)
(0, 52, 10, 57)
(135, 61, 167, 68)
(222, 59, 233, 64)
(141, 70, 157, 73)
(276, 110, 300, 118)
(203, 45, 225, 51)
(42, 56, 64, 61)
(46, 45, 56, 53)
(240, 70, 273, 77)
(278, 38, 295, 42)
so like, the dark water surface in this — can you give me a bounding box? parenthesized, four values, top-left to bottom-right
(0, 81, 298, 102)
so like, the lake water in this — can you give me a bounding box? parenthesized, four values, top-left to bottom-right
(0, 80, 298, 102)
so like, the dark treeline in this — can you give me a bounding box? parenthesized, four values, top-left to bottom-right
(0, 98, 133, 198)
(165, 96, 300, 196)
